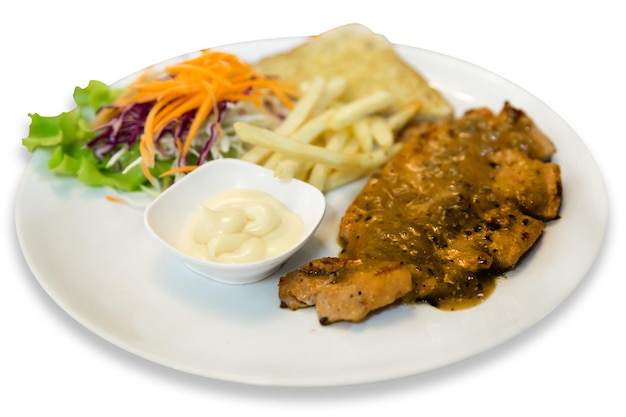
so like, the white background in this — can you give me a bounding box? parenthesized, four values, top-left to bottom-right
(2, 0, 623, 415)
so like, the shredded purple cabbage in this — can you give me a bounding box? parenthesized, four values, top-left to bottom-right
(88, 101, 228, 169)
(87, 93, 284, 174)
(196, 101, 228, 166)
(88, 102, 154, 159)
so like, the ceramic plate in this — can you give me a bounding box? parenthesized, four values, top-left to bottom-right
(15, 37, 608, 387)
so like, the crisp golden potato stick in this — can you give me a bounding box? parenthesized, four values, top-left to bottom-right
(341, 136, 361, 154)
(324, 169, 369, 192)
(272, 109, 335, 179)
(238, 74, 419, 190)
(387, 101, 422, 131)
(311, 76, 347, 116)
(368, 116, 393, 149)
(243, 78, 338, 180)
(328, 90, 394, 130)
(275, 76, 326, 136)
(263, 152, 285, 169)
(307, 130, 348, 189)
(323, 143, 402, 191)
(241, 145, 272, 164)
(352, 118, 373, 152)
(291, 108, 334, 144)
(234, 122, 395, 170)
(274, 159, 303, 179)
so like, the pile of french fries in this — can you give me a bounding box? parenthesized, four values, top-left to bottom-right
(234, 76, 421, 192)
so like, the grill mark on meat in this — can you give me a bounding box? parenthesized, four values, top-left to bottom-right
(279, 102, 562, 324)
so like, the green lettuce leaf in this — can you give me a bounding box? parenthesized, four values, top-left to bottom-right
(21, 80, 173, 191)
(22, 80, 120, 152)
(73, 80, 119, 120)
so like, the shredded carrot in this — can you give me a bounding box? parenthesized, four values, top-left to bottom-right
(92, 68, 153, 128)
(105, 195, 127, 204)
(159, 165, 199, 177)
(106, 49, 297, 187)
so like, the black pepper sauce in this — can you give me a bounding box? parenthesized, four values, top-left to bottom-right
(337, 104, 558, 311)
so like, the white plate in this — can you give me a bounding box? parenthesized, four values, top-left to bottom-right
(15, 37, 608, 387)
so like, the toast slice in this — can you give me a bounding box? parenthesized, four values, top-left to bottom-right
(255, 23, 453, 119)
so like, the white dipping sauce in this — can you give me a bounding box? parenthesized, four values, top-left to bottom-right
(182, 189, 304, 263)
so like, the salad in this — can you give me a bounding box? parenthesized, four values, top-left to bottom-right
(22, 50, 297, 195)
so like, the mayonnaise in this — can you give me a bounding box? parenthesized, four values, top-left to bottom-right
(182, 189, 305, 263)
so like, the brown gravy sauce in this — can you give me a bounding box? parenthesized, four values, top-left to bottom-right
(338, 104, 559, 312)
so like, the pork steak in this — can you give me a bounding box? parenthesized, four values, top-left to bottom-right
(279, 102, 562, 324)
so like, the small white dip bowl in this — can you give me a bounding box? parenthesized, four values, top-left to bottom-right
(144, 158, 326, 284)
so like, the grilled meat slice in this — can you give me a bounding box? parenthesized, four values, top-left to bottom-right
(491, 149, 562, 220)
(279, 102, 562, 323)
(279, 258, 413, 324)
(457, 103, 557, 161)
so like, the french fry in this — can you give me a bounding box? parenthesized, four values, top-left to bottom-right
(368, 116, 393, 149)
(275, 76, 326, 136)
(241, 145, 272, 164)
(327, 90, 394, 130)
(291, 108, 334, 144)
(272, 108, 335, 179)
(243, 78, 339, 178)
(341, 136, 361, 154)
(274, 125, 360, 181)
(274, 111, 331, 179)
(237, 77, 420, 191)
(387, 101, 422, 131)
(311, 76, 347, 116)
(323, 168, 372, 192)
(234, 122, 395, 170)
(274, 159, 304, 179)
(352, 118, 373, 152)
(307, 130, 348, 190)
(323, 142, 403, 191)
(263, 152, 285, 170)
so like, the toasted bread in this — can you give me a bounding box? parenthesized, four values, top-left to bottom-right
(255, 23, 453, 118)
